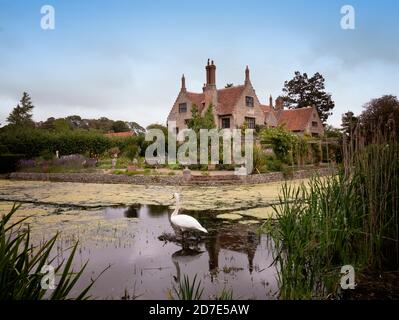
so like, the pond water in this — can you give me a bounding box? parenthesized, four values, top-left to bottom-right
(66, 204, 278, 300)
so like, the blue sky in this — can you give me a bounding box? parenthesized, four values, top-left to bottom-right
(0, 0, 398, 127)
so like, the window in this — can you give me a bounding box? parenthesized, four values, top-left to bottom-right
(245, 117, 255, 129)
(221, 117, 230, 129)
(184, 119, 190, 125)
(312, 121, 318, 127)
(245, 96, 254, 107)
(179, 103, 187, 113)
(176, 127, 179, 135)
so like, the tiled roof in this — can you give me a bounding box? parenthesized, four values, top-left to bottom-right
(275, 107, 314, 131)
(186, 92, 205, 111)
(186, 85, 245, 115)
(260, 104, 273, 114)
(104, 131, 135, 138)
(216, 85, 245, 115)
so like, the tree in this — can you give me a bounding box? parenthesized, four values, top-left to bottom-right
(282, 71, 334, 123)
(202, 104, 216, 130)
(40, 117, 56, 131)
(341, 111, 358, 137)
(146, 123, 168, 136)
(111, 120, 130, 133)
(7, 92, 35, 127)
(128, 121, 145, 135)
(324, 125, 342, 139)
(66, 115, 88, 130)
(92, 117, 113, 132)
(53, 118, 71, 132)
(187, 104, 216, 134)
(360, 95, 399, 141)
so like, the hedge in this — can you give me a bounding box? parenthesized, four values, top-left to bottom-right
(0, 154, 25, 173)
(0, 128, 145, 159)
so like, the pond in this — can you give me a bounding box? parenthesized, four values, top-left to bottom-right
(60, 204, 279, 300)
(0, 180, 289, 299)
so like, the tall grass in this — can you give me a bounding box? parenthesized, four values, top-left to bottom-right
(264, 127, 398, 299)
(172, 275, 203, 300)
(170, 274, 234, 300)
(0, 204, 104, 300)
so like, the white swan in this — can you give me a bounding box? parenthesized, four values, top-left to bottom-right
(170, 193, 208, 235)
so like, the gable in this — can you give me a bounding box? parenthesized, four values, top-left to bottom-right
(276, 107, 315, 131)
(186, 92, 205, 111)
(216, 85, 245, 115)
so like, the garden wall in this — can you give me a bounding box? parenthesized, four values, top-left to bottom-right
(8, 167, 336, 186)
(240, 167, 336, 184)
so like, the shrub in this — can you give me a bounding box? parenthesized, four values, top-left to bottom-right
(260, 126, 295, 163)
(55, 154, 86, 167)
(0, 128, 113, 158)
(0, 154, 25, 173)
(17, 159, 36, 170)
(124, 144, 140, 162)
(40, 149, 54, 161)
(108, 147, 120, 158)
(252, 145, 267, 173)
(265, 156, 282, 172)
(281, 164, 293, 179)
(310, 143, 322, 164)
(168, 163, 182, 170)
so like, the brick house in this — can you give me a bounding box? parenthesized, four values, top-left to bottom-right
(167, 60, 324, 137)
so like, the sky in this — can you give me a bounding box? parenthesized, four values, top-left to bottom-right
(0, 0, 398, 128)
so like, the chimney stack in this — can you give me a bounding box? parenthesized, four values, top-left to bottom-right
(205, 59, 216, 88)
(269, 95, 273, 108)
(275, 97, 284, 110)
(245, 65, 250, 85)
(203, 59, 217, 113)
(181, 74, 186, 92)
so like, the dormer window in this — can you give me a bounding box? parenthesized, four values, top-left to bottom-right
(179, 103, 187, 113)
(245, 96, 254, 107)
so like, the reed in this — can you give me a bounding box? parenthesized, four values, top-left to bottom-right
(264, 125, 398, 299)
(0, 203, 103, 300)
(172, 275, 204, 300)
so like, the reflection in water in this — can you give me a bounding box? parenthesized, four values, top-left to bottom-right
(147, 204, 171, 217)
(164, 210, 260, 277)
(70, 204, 278, 299)
(124, 206, 139, 218)
(205, 227, 259, 276)
(172, 248, 204, 283)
